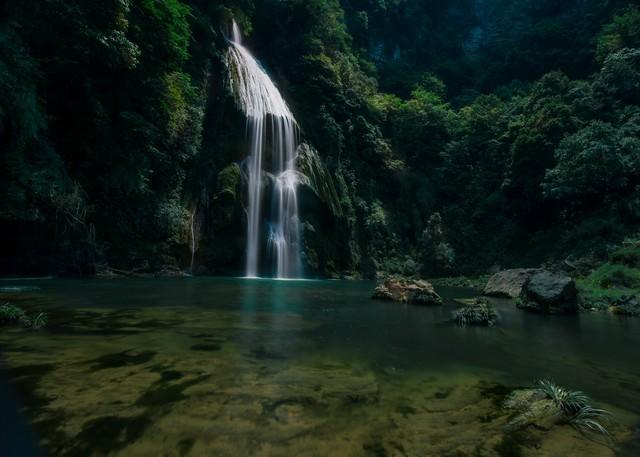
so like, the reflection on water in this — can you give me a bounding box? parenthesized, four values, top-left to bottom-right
(0, 277, 639, 456)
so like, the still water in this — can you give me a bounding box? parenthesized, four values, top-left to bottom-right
(0, 277, 639, 456)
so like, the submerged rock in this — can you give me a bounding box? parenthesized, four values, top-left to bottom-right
(483, 268, 540, 298)
(518, 271, 578, 314)
(372, 277, 443, 306)
(503, 389, 564, 431)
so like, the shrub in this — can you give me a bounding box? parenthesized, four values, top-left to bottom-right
(610, 245, 640, 268)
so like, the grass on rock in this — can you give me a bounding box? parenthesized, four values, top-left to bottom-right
(536, 379, 612, 437)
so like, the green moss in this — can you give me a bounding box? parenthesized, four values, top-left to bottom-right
(164, 72, 196, 141)
(216, 163, 241, 199)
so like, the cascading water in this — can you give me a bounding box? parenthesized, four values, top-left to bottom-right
(227, 21, 302, 279)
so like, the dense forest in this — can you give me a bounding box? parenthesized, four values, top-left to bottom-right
(2, 0, 640, 279)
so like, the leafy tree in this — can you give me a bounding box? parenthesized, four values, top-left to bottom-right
(544, 111, 640, 207)
(596, 5, 640, 62)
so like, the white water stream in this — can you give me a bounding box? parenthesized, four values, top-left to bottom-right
(228, 21, 301, 278)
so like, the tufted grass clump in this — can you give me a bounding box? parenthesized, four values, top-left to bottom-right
(536, 379, 612, 437)
(453, 298, 498, 327)
(0, 303, 48, 329)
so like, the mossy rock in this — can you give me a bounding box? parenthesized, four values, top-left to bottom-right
(372, 277, 443, 306)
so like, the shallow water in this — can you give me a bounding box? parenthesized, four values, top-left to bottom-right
(0, 277, 639, 456)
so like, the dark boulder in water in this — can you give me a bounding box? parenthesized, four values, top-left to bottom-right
(518, 271, 578, 314)
(372, 277, 443, 306)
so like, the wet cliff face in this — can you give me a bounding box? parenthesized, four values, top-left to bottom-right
(342, 0, 595, 95)
(460, 0, 589, 54)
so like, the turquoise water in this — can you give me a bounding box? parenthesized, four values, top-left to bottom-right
(1, 277, 639, 456)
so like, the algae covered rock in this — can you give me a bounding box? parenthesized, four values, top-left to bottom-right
(372, 277, 443, 306)
(503, 389, 564, 431)
(483, 268, 540, 298)
(518, 271, 578, 314)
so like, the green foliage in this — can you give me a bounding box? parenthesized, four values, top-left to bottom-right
(139, 0, 192, 66)
(0, 303, 48, 329)
(216, 164, 241, 199)
(578, 247, 640, 310)
(543, 115, 640, 203)
(595, 48, 640, 106)
(3, 0, 640, 277)
(536, 379, 612, 437)
(596, 5, 640, 62)
(589, 263, 640, 289)
(163, 71, 198, 141)
(610, 245, 640, 268)
(419, 213, 455, 277)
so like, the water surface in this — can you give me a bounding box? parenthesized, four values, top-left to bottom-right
(0, 277, 638, 456)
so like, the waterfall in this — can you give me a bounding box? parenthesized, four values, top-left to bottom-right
(227, 21, 302, 279)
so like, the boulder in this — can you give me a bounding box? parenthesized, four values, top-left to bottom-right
(518, 271, 578, 314)
(483, 269, 540, 298)
(372, 277, 443, 306)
